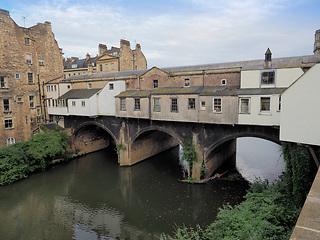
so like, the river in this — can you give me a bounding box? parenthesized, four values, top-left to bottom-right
(0, 146, 249, 240)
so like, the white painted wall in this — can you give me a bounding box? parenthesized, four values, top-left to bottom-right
(68, 96, 99, 117)
(276, 68, 303, 88)
(241, 71, 260, 88)
(48, 106, 69, 115)
(280, 64, 320, 145)
(238, 94, 281, 126)
(98, 81, 125, 115)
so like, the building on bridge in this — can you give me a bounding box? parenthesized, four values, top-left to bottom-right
(0, 9, 63, 146)
(63, 40, 147, 79)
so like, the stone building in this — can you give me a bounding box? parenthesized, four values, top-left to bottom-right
(0, 9, 63, 146)
(63, 39, 147, 79)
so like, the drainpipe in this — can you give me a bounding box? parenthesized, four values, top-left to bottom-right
(202, 70, 205, 86)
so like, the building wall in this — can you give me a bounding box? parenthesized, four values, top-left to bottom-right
(98, 80, 126, 115)
(280, 64, 320, 145)
(0, 9, 63, 146)
(276, 68, 303, 88)
(116, 97, 150, 119)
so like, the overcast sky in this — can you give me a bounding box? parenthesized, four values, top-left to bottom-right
(2, 0, 320, 68)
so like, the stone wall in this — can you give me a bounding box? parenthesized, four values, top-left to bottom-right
(0, 9, 63, 146)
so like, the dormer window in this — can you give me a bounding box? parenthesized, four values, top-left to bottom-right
(261, 70, 275, 85)
(71, 64, 77, 68)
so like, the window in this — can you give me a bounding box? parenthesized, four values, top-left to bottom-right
(239, 98, 250, 114)
(17, 97, 22, 103)
(37, 109, 41, 116)
(184, 78, 190, 87)
(100, 64, 103, 71)
(171, 98, 178, 112)
(261, 71, 275, 85)
(213, 98, 222, 113)
(88, 83, 92, 89)
(72, 101, 76, 107)
(1, 76, 6, 88)
(6, 137, 15, 146)
(277, 95, 281, 111)
(47, 99, 51, 107)
(106, 64, 108, 71)
(120, 98, 126, 111)
(15, 74, 20, 79)
(29, 96, 35, 108)
(134, 98, 140, 110)
(221, 79, 226, 85)
(188, 98, 195, 109)
(200, 101, 206, 111)
(26, 54, 32, 64)
(109, 83, 114, 90)
(39, 59, 44, 66)
(126, 83, 129, 89)
(67, 85, 71, 89)
(71, 64, 77, 68)
(153, 80, 158, 88)
(5, 118, 13, 129)
(111, 63, 115, 70)
(3, 99, 10, 111)
(24, 38, 30, 45)
(260, 97, 271, 112)
(81, 101, 86, 107)
(28, 73, 33, 84)
(153, 98, 161, 112)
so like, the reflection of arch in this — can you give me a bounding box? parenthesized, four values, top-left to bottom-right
(205, 132, 280, 161)
(73, 121, 117, 144)
(130, 126, 182, 145)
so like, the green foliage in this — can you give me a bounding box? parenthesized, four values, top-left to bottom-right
(282, 143, 315, 208)
(0, 129, 70, 185)
(115, 143, 126, 156)
(161, 143, 316, 240)
(181, 140, 198, 167)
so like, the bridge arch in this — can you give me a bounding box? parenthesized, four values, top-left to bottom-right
(127, 126, 182, 166)
(203, 132, 281, 178)
(72, 121, 118, 154)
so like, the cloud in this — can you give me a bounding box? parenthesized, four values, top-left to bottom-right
(8, 0, 319, 68)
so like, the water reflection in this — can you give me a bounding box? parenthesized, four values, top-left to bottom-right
(0, 147, 248, 239)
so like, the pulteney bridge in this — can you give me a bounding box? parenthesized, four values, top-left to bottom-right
(64, 115, 280, 180)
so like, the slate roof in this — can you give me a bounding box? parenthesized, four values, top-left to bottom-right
(162, 55, 320, 72)
(64, 57, 97, 70)
(59, 88, 102, 99)
(116, 86, 287, 98)
(63, 69, 148, 81)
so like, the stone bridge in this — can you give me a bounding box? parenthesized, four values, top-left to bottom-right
(64, 115, 280, 180)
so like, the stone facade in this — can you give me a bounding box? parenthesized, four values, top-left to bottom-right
(0, 9, 63, 146)
(63, 39, 147, 78)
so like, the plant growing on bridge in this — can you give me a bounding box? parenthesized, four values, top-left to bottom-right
(115, 143, 126, 156)
(181, 139, 198, 179)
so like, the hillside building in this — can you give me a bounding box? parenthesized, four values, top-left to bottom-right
(0, 9, 63, 146)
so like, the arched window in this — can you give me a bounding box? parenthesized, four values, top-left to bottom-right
(6, 137, 15, 146)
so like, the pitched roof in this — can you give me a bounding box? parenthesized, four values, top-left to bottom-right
(59, 88, 102, 99)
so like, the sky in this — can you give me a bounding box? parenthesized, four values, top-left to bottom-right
(2, 0, 320, 68)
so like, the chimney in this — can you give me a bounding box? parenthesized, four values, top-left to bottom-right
(314, 29, 320, 55)
(86, 53, 90, 60)
(98, 44, 107, 56)
(265, 48, 272, 68)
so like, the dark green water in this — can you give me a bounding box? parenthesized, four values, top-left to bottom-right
(0, 146, 248, 240)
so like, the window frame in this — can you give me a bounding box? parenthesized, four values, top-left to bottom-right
(261, 70, 275, 85)
(200, 101, 206, 111)
(109, 83, 114, 90)
(3, 99, 10, 111)
(184, 78, 190, 87)
(153, 80, 158, 88)
(81, 100, 86, 107)
(6, 137, 15, 146)
(239, 97, 251, 114)
(171, 98, 178, 112)
(260, 96, 271, 113)
(134, 98, 141, 111)
(188, 98, 196, 110)
(26, 54, 32, 64)
(120, 98, 126, 111)
(5, 118, 13, 129)
(213, 97, 222, 113)
(28, 73, 34, 84)
(0, 76, 6, 88)
(29, 96, 35, 108)
(153, 98, 161, 112)
(221, 79, 226, 85)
